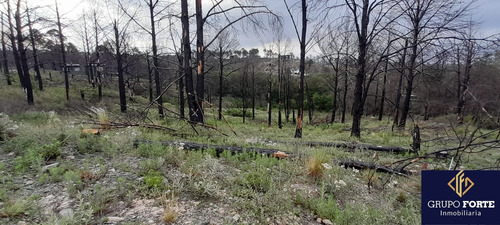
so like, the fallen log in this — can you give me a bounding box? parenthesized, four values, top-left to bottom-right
(133, 140, 294, 158)
(338, 160, 411, 176)
(281, 141, 413, 154)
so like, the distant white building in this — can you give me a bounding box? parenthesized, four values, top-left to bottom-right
(65, 63, 80, 72)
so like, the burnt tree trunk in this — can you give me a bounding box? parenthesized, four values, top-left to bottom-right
(178, 53, 185, 119)
(331, 56, 339, 123)
(27, 8, 43, 91)
(241, 65, 249, 124)
(149, 0, 164, 118)
(218, 46, 224, 121)
(294, 0, 307, 138)
(251, 65, 256, 120)
(412, 124, 420, 152)
(181, 0, 200, 123)
(456, 41, 473, 124)
(1, 13, 11, 86)
(94, 13, 102, 99)
(83, 16, 93, 87)
(113, 21, 126, 113)
(56, 1, 68, 101)
(350, 0, 369, 138)
(15, 0, 33, 104)
(341, 45, 349, 124)
(378, 56, 389, 121)
(195, 0, 205, 123)
(146, 53, 153, 103)
(399, 26, 419, 129)
(278, 54, 283, 129)
(7, 1, 23, 88)
(268, 72, 272, 127)
(393, 39, 408, 130)
(306, 82, 313, 123)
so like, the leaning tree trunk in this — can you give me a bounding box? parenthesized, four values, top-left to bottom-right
(7, 1, 23, 88)
(15, 0, 33, 104)
(294, 0, 307, 138)
(114, 21, 126, 113)
(56, 1, 68, 101)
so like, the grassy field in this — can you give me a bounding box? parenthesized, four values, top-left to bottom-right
(0, 72, 499, 224)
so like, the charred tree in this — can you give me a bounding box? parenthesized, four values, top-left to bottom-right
(268, 71, 272, 127)
(6, 0, 23, 88)
(251, 64, 256, 120)
(27, 7, 43, 91)
(94, 12, 102, 100)
(178, 53, 185, 119)
(456, 35, 475, 124)
(294, 0, 307, 138)
(83, 15, 93, 87)
(15, 0, 33, 104)
(113, 21, 126, 112)
(218, 48, 223, 121)
(349, 0, 369, 138)
(181, 0, 200, 123)
(195, 0, 205, 123)
(1, 13, 11, 86)
(146, 52, 153, 103)
(278, 54, 283, 128)
(148, 0, 164, 118)
(331, 57, 339, 123)
(393, 39, 408, 130)
(378, 56, 389, 121)
(341, 45, 349, 124)
(56, 0, 69, 100)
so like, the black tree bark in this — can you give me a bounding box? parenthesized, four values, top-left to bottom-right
(15, 0, 33, 104)
(56, 1, 68, 101)
(113, 21, 126, 113)
(148, 0, 164, 118)
(27, 8, 43, 91)
(294, 0, 307, 138)
(1, 13, 11, 86)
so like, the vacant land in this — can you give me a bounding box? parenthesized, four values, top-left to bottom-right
(1, 75, 499, 225)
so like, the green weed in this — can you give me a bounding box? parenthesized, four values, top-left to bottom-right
(64, 170, 84, 197)
(144, 170, 164, 190)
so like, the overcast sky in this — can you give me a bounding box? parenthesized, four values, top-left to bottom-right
(30, 0, 500, 56)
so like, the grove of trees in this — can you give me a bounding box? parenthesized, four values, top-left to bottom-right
(1, 0, 499, 139)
